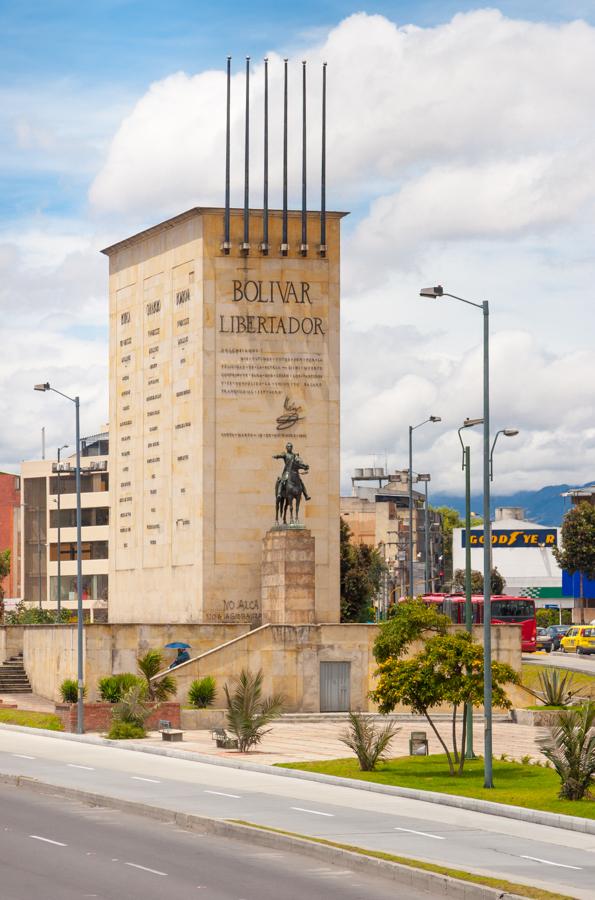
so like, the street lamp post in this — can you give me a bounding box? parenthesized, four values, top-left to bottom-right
(417, 474, 432, 593)
(458, 417, 483, 760)
(34, 383, 84, 735)
(408, 418, 441, 598)
(56, 444, 69, 618)
(419, 285, 494, 787)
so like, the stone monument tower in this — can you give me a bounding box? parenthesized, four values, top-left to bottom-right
(103, 60, 344, 626)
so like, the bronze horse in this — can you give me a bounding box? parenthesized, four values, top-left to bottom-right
(275, 457, 309, 525)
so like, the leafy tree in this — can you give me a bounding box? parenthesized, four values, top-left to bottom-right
(536, 608, 572, 628)
(137, 649, 177, 702)
(371, 631, 519, 776)
(539, 703, 595, 800)
(553, 501, 595, 622)
(433, 507, 482, 584)
(451, 567, 506, 595)
(109, 684, 150, 739)
(224, 668, 284, 752)
(339, 712, 399, 771)
(374, 597, 450, 664)
(340, 517, 386, 622)
(0, 549, 10, 619)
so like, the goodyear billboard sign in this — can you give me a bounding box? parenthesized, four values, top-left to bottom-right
(462, 529, 557, 548)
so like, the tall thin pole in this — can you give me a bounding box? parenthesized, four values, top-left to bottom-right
(424, 481, 429, 593)
(282, 58, 288, 253)
(75, 397, 84, 734)
(301, 60, 307, 254)
(243, 56, 250, 251)
(262, 57, 269, 253)
(408, 426, 414, 598)
(57, 447, 62, 617)
(223, 56, 231, 253)
(482, 302, 492, 787)
(464, 444, 474, 759)
(320, 62, 327, 255)
(41, 427, 45, 460)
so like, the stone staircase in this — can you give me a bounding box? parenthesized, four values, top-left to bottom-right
(0, 652, 32, 694)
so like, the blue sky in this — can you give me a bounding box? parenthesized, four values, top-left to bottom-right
(3, 2, 595, 493)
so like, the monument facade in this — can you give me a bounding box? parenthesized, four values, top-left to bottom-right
(103, 206, 344, 624)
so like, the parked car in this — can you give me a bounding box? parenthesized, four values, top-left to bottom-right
(560, 625, 595, 655)
(545, 624, 570, 651)
(536, 628, 553, 653)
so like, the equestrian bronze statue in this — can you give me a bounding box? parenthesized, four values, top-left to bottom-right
(274, 442, 310, 525)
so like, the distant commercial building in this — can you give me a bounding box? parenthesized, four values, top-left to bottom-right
(0, 471, 21, 600)
(341, 468, 443, 605)
(452, 507, 564, 607)
(20, 430, 109, 620)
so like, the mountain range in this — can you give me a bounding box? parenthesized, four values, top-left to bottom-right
(429, 482, 595, 526)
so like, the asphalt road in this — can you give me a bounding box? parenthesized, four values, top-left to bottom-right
(0, 728, 594, 899)
(0, 782, 416, 900)
(523, 651, 595, 674)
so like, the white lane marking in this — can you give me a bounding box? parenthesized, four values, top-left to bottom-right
(125, 862, 168, 876)
(291, 806, 334, 817)
(520, 855, 582, 870)
(394, 827, 445, 840)
(13, 754, 35, 759)
(29, 835, 67, 847)
(204, 790, 241, 799)
(67, 764, 95, 770)
(131, 776, 161, 783)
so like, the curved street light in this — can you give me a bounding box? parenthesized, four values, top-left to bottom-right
(408, 416, 441, 598)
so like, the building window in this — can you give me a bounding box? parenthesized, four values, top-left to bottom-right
(49, 473, 109, 494)
(50, 573, 108, 604)
(49, 540, 109, 561)
(50, 507, 109, 528)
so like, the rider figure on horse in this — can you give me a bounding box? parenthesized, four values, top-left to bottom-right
(274, 442, 311, 502)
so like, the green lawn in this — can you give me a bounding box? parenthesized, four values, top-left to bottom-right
(278, 755, 595, 819)
(0, 709, 63, 731)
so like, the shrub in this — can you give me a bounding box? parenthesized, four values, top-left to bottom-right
(107, 721, 146, 740)
(4, 601, 70, 625)
(137, 649, 177, 702)
(224, 668, 284, 752)
(59, 678, 86, 703)
(538, 668, 577, 708)
(539, 702, 595, 800)
(188, 676, 216, 709)
(340, 712, 399, 771)
(98, 673, 143, 703)
(112, 684, 149, 729)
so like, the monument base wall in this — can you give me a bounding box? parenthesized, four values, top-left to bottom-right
(261, 527, 316, 624)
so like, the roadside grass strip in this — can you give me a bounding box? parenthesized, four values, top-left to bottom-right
(521, 664, 595, 700)
(0, 710, 63, 731)
(278, 754, 595, 820)
(230, 820, 574, 900)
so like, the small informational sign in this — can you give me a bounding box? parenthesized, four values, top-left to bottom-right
(462, 529, 557, 548)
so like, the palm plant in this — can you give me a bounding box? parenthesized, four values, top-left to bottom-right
(224, 669, 284, 752)
(188, 676, 217, 709)
(539, 702, 595, 800)
(112, 684, 149, 728)
(339, 712, 399, 771)
(537, 669, 577, 707)
(137, 649, 177, 702)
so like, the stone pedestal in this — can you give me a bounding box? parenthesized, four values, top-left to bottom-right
(261, 527, 316, 624)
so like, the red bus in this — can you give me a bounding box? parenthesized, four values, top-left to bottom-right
(406, 593, 537, 653)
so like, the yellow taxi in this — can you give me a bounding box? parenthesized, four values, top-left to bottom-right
(560, 625, 595, 655)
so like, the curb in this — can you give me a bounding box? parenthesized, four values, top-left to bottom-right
(0, 772, 527, 900)
(2, 722, 594, 836)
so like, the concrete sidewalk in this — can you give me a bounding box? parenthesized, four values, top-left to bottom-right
(144, 718, 550, 765)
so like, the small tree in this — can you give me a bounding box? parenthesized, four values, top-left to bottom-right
(374, 597, 450, 664)
(536, 608, 572, 628)
(339, 712, 399, 771)
(0, 549, 10, 619)
(371, 631, 519, 776)
(340, 518, 386, 622)
(539, 703, 595, 800)
(451, 567, 506, 595)
(108, 684, 150, 739)
(554, 501, 595, 623)
(137, 649, 177, 702)
(224, 668, 284, 752)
